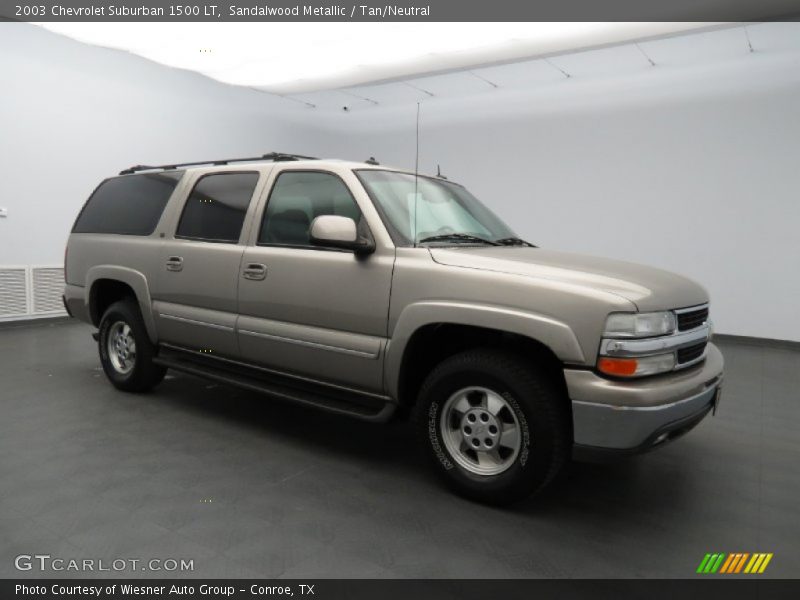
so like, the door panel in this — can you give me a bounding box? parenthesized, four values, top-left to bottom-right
(153, 301, 239, 355)
(153, 241, 245, 356)
(237, 247, 393, 392)
(237, 315, 382, 358)
(150, 171, 263, 357)
(237, 169, 394, 392)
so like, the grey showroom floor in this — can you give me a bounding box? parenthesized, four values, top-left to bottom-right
(1, 319, 798, 579)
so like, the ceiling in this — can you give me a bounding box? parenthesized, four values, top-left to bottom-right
(35, 22, 717, 93)
(34, 22, 800, 114)
(290, 22, 800, 112)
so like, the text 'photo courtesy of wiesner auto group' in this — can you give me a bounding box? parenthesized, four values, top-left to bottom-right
(1, 0, 799, 598)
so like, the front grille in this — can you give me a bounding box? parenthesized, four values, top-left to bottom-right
(677, 342, 707, 365)
(677, 306, 708, 331)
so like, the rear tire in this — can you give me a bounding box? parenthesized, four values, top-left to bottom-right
(415, 349, 569, 505)
(98, 299, 166, 393)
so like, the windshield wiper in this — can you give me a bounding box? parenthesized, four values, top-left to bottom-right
(418, 233, 500, 246)
(495, 237, 537, 247)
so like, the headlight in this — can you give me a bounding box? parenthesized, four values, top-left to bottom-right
(597, 353, 676, 377)
(603, 311, 676, 338)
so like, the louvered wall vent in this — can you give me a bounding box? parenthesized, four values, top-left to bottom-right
(0, 268, 29, 317)
(0, 266, 66, 320)
(32, 267, 66, 314)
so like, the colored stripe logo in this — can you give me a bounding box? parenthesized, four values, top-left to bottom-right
(697, 553, 773, 574)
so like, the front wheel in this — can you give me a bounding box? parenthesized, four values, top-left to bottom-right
(98, 299, 166, 393)
(415, 349, 569, 505)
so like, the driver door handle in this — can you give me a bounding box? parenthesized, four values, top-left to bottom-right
(165, 256, 183, 272)
(243, 263, 267, 281)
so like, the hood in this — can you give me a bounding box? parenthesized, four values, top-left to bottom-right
(430, 247, 708, 312)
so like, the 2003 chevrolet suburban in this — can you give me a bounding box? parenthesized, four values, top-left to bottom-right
(64, 153, 724, 504)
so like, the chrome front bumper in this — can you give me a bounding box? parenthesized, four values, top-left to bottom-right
(566, 343, 724, 454)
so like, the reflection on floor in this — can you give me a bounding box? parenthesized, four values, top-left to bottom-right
(0, 319, 797, 578)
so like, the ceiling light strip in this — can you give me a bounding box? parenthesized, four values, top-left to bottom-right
(341, 90, 380, 105)
(404, 82, 435, 97)
(468, 71, 499, 89)
(742, 25, 755, 53)
(634, 43, 657, 67)
(543, 57, 571, 79)
(278, 94, 317, 108)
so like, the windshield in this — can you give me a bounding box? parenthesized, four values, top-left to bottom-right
(356, 170, 517, 247)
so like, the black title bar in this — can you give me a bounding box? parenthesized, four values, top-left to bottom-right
(4, 579, 800, 600)
(2, 0, 800, 22)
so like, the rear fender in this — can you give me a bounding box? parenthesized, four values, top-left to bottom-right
(86, 266, 158, 344)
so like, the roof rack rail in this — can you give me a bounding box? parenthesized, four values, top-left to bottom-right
(118, 152, 318, 175)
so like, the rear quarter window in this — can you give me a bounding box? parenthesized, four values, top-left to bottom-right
(72, 171, 183, 235)
(175, 172, 260, 243)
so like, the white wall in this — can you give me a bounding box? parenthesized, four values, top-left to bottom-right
(3, 23, 799, 341)
(0, 23, 325, 267)
(315, 52, 800, 342)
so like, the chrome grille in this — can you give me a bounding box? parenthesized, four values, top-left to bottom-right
(677, 306, 709, 331)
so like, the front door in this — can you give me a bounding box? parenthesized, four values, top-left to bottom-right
(237, 170, 394, 393)
(152, 170, 263, 358)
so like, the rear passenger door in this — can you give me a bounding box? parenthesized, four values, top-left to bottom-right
(237, 169, 394, 394)
(151, 170, 266, 358)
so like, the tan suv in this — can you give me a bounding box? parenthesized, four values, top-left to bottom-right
(64, 153, 724, 504)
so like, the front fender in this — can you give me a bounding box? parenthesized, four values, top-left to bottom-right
(384, 301, 585, 400)
(85, 265, 158, 344)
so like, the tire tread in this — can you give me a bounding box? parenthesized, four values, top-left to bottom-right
(99, 299, 166, 393)
(414, 348, 569, 504)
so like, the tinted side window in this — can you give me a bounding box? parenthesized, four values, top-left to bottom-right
(176, 172, 259, 243)
(259, 171, 361, 246)
(72, 171, 183, 235)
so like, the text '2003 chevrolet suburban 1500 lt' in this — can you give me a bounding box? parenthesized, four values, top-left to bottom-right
(64, 153, 724, 504)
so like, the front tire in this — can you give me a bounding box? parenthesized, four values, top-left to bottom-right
(98, 299, 166, 393)
(415, 349, 569, 505)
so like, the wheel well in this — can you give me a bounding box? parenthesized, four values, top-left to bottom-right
(397, 323, 570, 413)
(89, 279, 137, 326)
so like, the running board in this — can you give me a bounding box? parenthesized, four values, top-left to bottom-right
(153, 346, 396, 422)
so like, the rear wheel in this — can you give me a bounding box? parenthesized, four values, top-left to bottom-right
(415, 349, 568, 504)
(98, 299, 166, 392)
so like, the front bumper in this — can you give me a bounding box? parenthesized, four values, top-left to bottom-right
(566, 343, 724, 455)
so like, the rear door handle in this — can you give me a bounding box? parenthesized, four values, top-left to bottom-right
(166, 256, 183, 272)
(242, 263, 267, 281)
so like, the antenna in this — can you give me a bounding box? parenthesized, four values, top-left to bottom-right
(413, 102, 420, 246)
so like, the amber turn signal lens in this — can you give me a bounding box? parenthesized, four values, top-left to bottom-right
(597, 357, 638, 376)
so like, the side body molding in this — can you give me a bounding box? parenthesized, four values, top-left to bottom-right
(384, 301, 586, 401)
(85, 265, 158, 343)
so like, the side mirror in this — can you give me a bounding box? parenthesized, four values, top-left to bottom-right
(309, 215, 375, 255)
